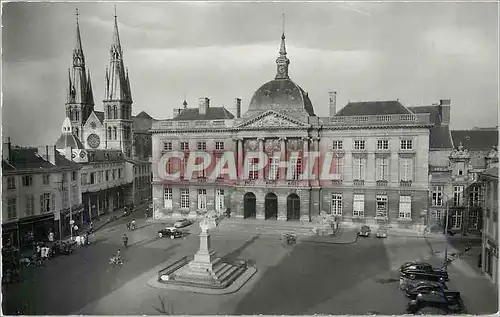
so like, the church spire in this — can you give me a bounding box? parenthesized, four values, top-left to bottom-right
(275, 14, 290, 80)
(104, 7, 132, 102)
(73, 8, 85, 68)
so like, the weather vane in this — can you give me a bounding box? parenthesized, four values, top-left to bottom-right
(114, 5, 117, 19)
(282, 13, 285, 34)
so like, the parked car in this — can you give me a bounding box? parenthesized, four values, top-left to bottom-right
(174, 218, 193, 228)
(405, 280, 448, 299)
(158, 227, 183, 239)
(406, 291, 465, 314)
(358, 225, 371, 237)
(399, 261, 449, 282)
(376, 227, 387, 238)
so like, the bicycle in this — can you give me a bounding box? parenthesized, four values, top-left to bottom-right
(281, 233, 297, 247)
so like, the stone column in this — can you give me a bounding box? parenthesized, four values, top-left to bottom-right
(257, 137, 265, 181)
(279, 137, 287, 182)
(97, 195, 100, 216)
(302, 137, 310, 186)
(313, 137, 320, 182)
(238, 138, 244, 181)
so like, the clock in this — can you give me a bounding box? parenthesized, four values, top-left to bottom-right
(87, 134, 100, 149)
(278, 65, 287, 74)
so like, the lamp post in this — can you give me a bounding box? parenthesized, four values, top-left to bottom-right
(442, 192, 450, 269)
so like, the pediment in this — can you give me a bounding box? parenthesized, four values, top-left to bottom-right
(237, 110, 309, 129)
(84, 111, 104, 130)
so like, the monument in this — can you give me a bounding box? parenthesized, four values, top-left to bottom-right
(154, 210, 254, 292)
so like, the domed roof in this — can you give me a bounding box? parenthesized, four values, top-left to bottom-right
(54, 117, 85, 150)
(246, 78, 315, 118)
(55, 133, 85, 150)
(244, 32, 315, 118)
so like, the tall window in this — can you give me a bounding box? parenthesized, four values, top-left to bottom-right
(7, 198, 17, 220)
(105, 171, 109, 181)
(377, 140, 389, 150)
(25, 195, 34, 216)
(332, 140, 343, 150)
(268, 157, 279, 180)
(332, 156, 344, 176)
(400, 139, 413, 150)
(7, 177, 15, 189)
(180, 142, 189, 151)
(163, 142, 172, 151)
(90, 172, 96, 184)
(198, 189, 207, 210)
(112, 169, 116, 180)
(399, 195, 412, 219)
(40, 193, 51, 213)
(376, 195, 388, 217)
(196, 157, 206, 179)
(108, 127, 112, 139)
(353, 194, 365, 217)
(432, 185, 444, 206)
(469, 186, 481, 207)
(453, 186, 464, 206)
(248, 158, 259, 180)
(180, 189, 190, 209)
(399, 157, 413, 181)
(22, 175, 33, 187)
(43, 174, 50, 185)
(164, 187, 173, 209)
(354, 140, 366, 150)
(451, 210, 462, 229)
(376, 157, 389, 181)
(113, 127, 117, 140)
(331, 194, 342, 215)
(216, 189, 225, 211)
(431, 210, 443, 221)
(197, 142, 207, 150)
(456, 161, 466, 176)
(290, 157, 302, 180)
(353, 157, 366, 180)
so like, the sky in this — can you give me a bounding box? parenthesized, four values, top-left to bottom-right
(2, 1, 499, 146)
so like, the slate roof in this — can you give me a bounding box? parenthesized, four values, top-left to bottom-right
(94, 111, 104, 124)
(172, 107, 235, 121)
(451, 130, 498, 150)
(2, 147, 80, 171)
(481, 167, 498, 179)
(409, 106, 441, 125)
(135, 111, 152, 119)
(336, 100, 412, 116)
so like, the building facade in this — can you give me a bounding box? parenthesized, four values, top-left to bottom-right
(479, 166, 498, 285)
(54, 12, 154, 214)
(151, 32, 432, 230)
(2, 140, 83, 249)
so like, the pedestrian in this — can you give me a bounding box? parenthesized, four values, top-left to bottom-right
(89, 221, 93, 232)
(126, 221, 131, 231)
(36, 244, 41, 259)
(48, 231, 54, 242)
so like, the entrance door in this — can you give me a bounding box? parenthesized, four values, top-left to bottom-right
(287, 194, 300, 220)
(265, 193, 278, 220)
(243, 192, 256, 219)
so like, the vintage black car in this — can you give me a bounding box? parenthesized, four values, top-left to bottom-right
(406, 291, 465, 314)
(158, 227, 183, 239)
(405, 280, 448, 299)
(399, 261, 449, 282)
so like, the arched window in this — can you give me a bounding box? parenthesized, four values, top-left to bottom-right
(108, 127, 112, 139)
(107, 106, 111, 119)
(113, 127, 117, 140)
(113, 106, 118, 119)
(75, 109, 79, 121)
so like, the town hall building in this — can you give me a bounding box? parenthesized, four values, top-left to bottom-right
(151, 31, 433, 230)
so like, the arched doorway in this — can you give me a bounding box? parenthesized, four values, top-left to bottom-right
(265, 193, 278, 220)
(243, 192, 256, 219)
(287, 194, 300, 221)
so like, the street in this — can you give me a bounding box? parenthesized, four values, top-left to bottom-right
(2, 218, 497, 315)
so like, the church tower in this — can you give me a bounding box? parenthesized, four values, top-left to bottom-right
(103, 10, 133, 157)
(65, 9, 95, 141)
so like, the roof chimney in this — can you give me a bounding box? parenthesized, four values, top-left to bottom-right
(2, 137, 11, 162)
(328, 91, 337, 117)
(235, 98, 242, 118)
(439, 99, 451, 126)
(199, 97, 210, 115)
